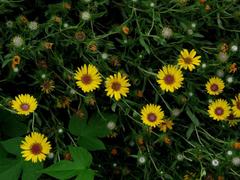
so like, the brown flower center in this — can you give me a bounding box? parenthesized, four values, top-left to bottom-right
(210, 84, 219, 91)
(237, 101, 240, 110)
(30, 143, 42, 155)
(81, 74, 92, 85)
(20, 103, 30, 111)
(183, 57, 192, 64)
(164, 75, 175, 85)
(111, 82, 121, 91)
(147, 113, 157, 122)
(215, 107, 224, 116)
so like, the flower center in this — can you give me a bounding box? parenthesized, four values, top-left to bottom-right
(81, 74, 92, 85)
(147, 113, 157, 122)
(20, 103, 30, 111)
(111, 82, 121, 91)
(237, 101, 240, 110)
(210, 84, 219, 91)
(215, 107, 224, 116)
(30, 143, 42, 155)
(164, 75, 175, 85)
(183, 57, 192, 64)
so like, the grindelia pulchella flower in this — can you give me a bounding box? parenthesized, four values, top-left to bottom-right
(231, 94, 240, 118)
(159, 119, 174, 132)
(20, 132, 51, 163)
(74, 64, 102, 93)
(208, 99, 230, 121)
(157, 65, 184, 92)
(205, 77, 225, 96)
(11, 94, 38, 116)
(105, 72, 130, 101)
(141, 104, 164, 127)
(178, 49, 201, 71)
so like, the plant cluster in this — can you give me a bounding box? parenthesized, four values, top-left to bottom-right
(0, 0, 240, 179)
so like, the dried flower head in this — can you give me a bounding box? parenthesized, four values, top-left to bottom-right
(41, 80, 55, 94)
(75, 31, 86, 41)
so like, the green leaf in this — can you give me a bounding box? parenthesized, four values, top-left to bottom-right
(0, 109, 27, 137)
(186, 123, 194, 139)
(42, 160, 82, 180)
(78, 136, 106, 151)
(0, 137, 22, 156)
(186, 107, 200, 127)
(0, 145, 7, 160)
(69, 146, 92, 168)
(69, 115, 87, 136)
(75, 169, 95, 180)
(139, 37, 150, 54)
(0, 159, 22, 180)
(22, 161, 43, 180)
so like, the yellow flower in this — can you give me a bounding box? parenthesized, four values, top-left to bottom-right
(208, 99, 230, 121)
(74, 64, 102, 93)
(205, 77, 225, 95)
(159, 119, 174, 132)
(227, 113, 238, 127)
(141, 104, 164, 127)
(178, 49, 201, 71)
(105, 72, 130, 101)
(20, 132, 51, 163)
(11, 94, 38, 116)
(157, 65, 184, 92)
(231, 94, 240, 118)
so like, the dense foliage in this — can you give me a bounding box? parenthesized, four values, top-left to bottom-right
(0, 0, 240, 179)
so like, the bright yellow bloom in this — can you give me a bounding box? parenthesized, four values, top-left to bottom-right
(74, 64, 102, 93)
(105, 72, 130, 101)
(231, 94, 240, 118)
(11, 94, 37, 116)
(205, 77, 225, 95)
(141, 104, 164, 127)
(208, 99, 231, 121)
(157, 65, 184, 92)
(159, 119, 174, 132)
(20, 132, 51, 163)
(178, 49, 201, 71)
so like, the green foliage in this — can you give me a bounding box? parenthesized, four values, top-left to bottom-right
(42, 146, 94, 180)
(0, 0, 240, 179)
(69, 112, 117, 150)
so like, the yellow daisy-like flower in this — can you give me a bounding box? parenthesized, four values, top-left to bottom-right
(208, 99, 231, 121)
(141, 104, 165, 127)
(205, 77, 225, 95)
(20, 132, 51, 163)
(231, 94, 240, 118)
(11, 94, 38, 116)
(157, 65, 184, 92)
(178, 49, 201, 71)
(74, 64, 102, 93)
(105, 72, 130, 101)
(159, 119, 174, 132)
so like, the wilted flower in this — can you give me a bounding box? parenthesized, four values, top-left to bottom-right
(81, 11, 91, 21)
(12, 36, 24, 47)
(161, 27, 173, 39)
(28, 21, 38, 30)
